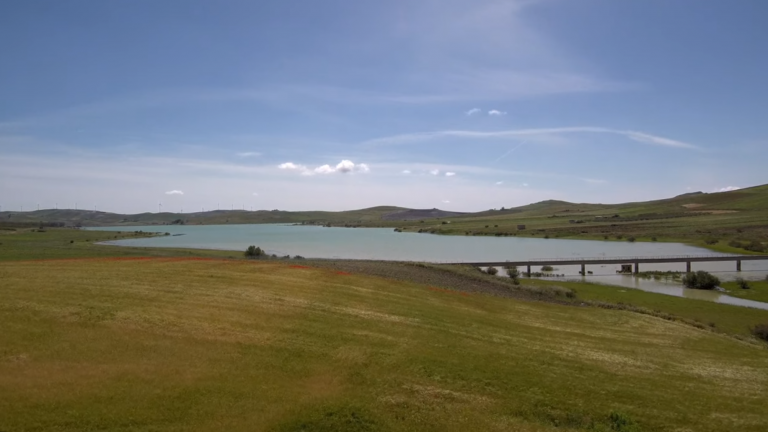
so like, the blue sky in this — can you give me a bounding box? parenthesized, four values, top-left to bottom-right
(1, 0, 766, 213)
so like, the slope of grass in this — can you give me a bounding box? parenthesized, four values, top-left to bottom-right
(378, 184, 768, 250)
(521, 278, 768, 338)
(722, 279, 768, 303)
(2, 258, 768, 431)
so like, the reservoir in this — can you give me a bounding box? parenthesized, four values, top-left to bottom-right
(90, 224, 768, 309)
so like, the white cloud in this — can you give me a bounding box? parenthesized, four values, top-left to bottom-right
(429, 169, 440, 176)
(402, 170, 411, 174)
(363, 127, 698, 149)
(445, 172, 456, 177)
(495, 181, 504, 185)
(278, 162, 306, 171)
(314, 164, 335, 174)
(442, 200, 451, 204)
(714, 186, 741, 193)
(488, 110, 507, 116)
(466, 108, 481, 116)
(165, 190, 184, 195)
(236, 152, 261, 158)
(522, 183, 529, 187)
(282, 160, 370, 176)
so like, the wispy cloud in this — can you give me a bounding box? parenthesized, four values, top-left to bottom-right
(402, 170, 412, 174)
(495, 181, 504, 185)
(429, 169, 440, 176)
(237, 152, 261, 158)
(445, 172, 456, 177)
(488, 110, 507, 116)
(363, 127, 697, 149)
(165, 190, 184, 195)
(466, 108, 481, 116)
(714, 186, 740, 193)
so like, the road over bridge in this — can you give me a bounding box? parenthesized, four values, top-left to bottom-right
(439, 254, 768, 274)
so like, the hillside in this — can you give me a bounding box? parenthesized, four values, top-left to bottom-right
(380, 183, 768, 253)
(2, 184, 768, 252)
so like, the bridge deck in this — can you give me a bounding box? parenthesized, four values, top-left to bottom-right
(439, 255, 768, 267)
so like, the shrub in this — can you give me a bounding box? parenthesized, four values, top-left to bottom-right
(728, 240, 743, 248)
(541, 265, 554, 272)
(70, 240, 74, 243)
(616, 235, 623, 240)
(244, 245, 264, 258)
(736, 277, 750, 290)
(744, 240, 766, 253)
(682, 271, 720, 290)
(608, 411, 640, 432)
(704, 238, 719, 245)
(627, 236, 636, 242)
(651, 236, 658, 242)
(486, 267, 498, 276)
(752, 323, 768, 342)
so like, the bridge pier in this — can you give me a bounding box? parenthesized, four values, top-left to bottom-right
(526, 265, 531, 276)
(634, 262, 640, 274)
(686, 261, 691, 273)
(737, 260, 742, 272)
(581, 264, 586, 275)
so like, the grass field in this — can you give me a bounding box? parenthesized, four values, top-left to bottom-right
(2, 257, 768, 432)
(722, 279, 768, 303)
(522, 278, 768, 338)
(0, 227, 239, 261)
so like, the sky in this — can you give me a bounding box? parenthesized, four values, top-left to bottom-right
(1, 0, 767, 213)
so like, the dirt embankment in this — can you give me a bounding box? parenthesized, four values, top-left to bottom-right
(304, 259, 574, 303)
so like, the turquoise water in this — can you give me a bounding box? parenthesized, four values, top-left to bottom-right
(92, 223, 721, 261)
(89, 224, 768, 309)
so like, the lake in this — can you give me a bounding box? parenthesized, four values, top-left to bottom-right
(90, 224, 768, 309)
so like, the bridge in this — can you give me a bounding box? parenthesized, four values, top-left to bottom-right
(439, 254, 768, 274)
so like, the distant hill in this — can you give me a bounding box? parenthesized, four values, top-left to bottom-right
(2, 183, 767, 230)
(381, 208, 468, 221)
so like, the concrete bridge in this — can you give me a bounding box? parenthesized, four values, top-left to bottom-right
(441, 254, 768, 275)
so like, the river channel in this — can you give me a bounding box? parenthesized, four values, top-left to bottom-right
(90, 224, 768, 310)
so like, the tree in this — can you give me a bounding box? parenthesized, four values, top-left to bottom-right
(486, 267, 498, 276)
(244, 245, 264, 258)
(682, 271, 720, 290)
(507, 268, 521, 285)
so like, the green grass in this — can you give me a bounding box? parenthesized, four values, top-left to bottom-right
(521, 278, 768, 338)
(722, 279, 768, 303)
(0, 227, 240, 261)
(2, 258, 768, 431)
